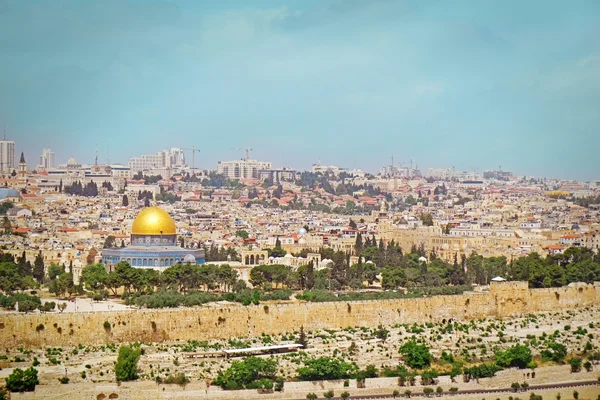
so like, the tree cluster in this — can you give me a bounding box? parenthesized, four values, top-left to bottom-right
(64, 181, 98, 197)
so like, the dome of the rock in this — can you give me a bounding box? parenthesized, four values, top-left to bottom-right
(131, 206, 177, 236)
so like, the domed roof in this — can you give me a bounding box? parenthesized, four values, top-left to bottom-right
(131, 206, 176, 236)
(183, 254, 196, 264)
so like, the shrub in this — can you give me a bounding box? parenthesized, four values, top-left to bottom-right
(323, 389, 334, 399)
(569, 357, 582, 373)
(463, 363, 502, 381)
(35, 324, 44, 332)
(420, 369, 438, 385)
(399, 340, 432, 369)
(103, 321, 111, 330)
(58, 376, 69, 384)
(297, 356, 356, 381)
(306, 393, 317, 400)
(6, 367, 39, 392)
(163, 372, 190, 387)
(449, 387, 458, 393)
(541, 341, 568, 363)
(423, 387, 434, 397)
(115, 345, 141, 381)
(495, 344, 532, 369)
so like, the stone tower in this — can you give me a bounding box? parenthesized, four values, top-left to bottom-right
(18, 152, 27, 178)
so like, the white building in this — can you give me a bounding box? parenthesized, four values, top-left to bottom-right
(0, 140, 15, 174)
(217, 159, 271, 179)
(311, 164, 348, 176)
(258, 168, 298, 182)
(39, 148, 55, 170)
(128, 148, 185, 174)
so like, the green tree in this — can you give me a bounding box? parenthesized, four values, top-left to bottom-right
(235, 230, 249, 239)
(81, 263, 108, 291)
(213, 356, 277, 389)
(48, 272, 74, 298)
(103, 235, 116, 248)
(3, 216, 11, 234)
(541, 341, 567, 363)
(381, 267, 407, 289)
(340, 391, 350, 399)
(323, 390, 334, 399)
(399, 341, 432, 369)
(495, 344, 532, 369)
(296, 326, 308, 348)
(419, 213, 434, 227)
(115, 345, 141, 381)
(569, 357, 582, 373)
(5, 367, 39, 392)
(0, 261, 22, 293)
(33, 251, 45, 283)
(297, 357, 356, 381)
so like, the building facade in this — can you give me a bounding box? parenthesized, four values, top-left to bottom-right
(39, 148, 55, 170)
(0, 140, 15, 174)
(128, 148, 186, 173)
(217, 159, 272, 179)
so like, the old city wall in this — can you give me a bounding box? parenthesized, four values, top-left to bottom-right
(1, 282, 598, 349)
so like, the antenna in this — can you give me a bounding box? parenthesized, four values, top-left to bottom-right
(95, 142, 98, 166)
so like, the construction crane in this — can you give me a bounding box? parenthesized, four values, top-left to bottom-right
(235, 147, 253, 161)
(183, 146, 201, 171)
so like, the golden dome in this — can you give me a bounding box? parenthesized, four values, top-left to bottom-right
(131, 206, 176, 236)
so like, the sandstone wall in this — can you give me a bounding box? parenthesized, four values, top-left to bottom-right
(1, 282, 598, 348)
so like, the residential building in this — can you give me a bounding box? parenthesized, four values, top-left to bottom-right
(0, 140, 15, 174)
(39, 148, 55, 170)
(217, 159, 271, 179)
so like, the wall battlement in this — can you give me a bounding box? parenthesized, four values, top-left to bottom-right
(1, 282, 599, 348)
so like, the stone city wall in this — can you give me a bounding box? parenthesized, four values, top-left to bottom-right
(1, 282, 598, 349)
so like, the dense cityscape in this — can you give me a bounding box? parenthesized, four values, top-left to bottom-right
(2, 0, 600, 399)
(0, 143, 599, 399)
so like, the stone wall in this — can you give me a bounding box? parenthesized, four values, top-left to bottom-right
(1, 282, 598, 348)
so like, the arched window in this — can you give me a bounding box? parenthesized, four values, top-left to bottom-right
(132, 259, 136, 266)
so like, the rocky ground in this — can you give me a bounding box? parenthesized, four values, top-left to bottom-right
(1, 305, 600, 398)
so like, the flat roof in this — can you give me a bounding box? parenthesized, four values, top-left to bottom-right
(222, 344, 303, 354)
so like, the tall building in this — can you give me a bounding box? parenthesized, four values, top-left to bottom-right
(217, 159, 272, 179)
(0, 140, 15, 174)
(128, 148, 186, 173)
(39, 148, 55, 170)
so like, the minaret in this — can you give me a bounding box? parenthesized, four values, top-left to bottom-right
(18, 152, 27, 178)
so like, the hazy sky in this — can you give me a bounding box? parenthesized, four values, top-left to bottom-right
(1, 0, 599, 179)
